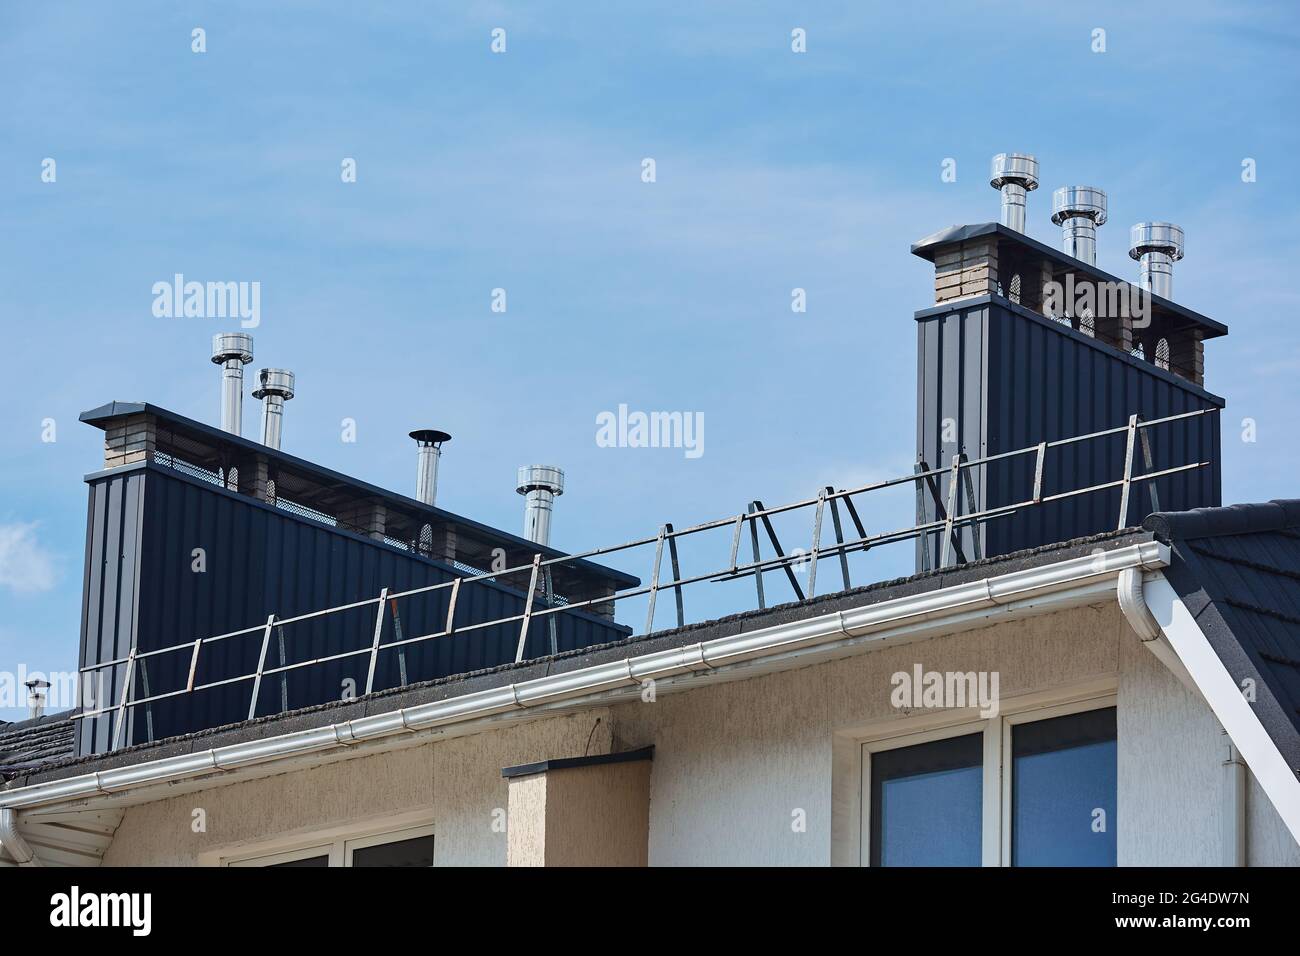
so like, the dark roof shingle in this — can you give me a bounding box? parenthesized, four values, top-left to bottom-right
(1144, 498, 1300, 775)
(0, 711, 77, 779)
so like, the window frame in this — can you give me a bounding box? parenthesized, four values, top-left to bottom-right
(342, 825, 436, 867)
(855, 683, 1117, 867)
(860, 720, 1000, 867)
(205, 811, 435, 868)
(226, 843, 337, 868)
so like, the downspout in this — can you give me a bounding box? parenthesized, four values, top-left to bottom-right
(1222, 730, 1247, 867)
(1118, 567, 1247, 866)
(1117, 567, 1197, 693)
(0, 807, 40, 866)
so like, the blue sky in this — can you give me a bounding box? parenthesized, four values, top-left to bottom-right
(2, 2, 1298, 719)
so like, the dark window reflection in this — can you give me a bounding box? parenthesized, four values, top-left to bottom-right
(268, 854, 329, 868)
(351, 834, 435, 868)
(1012, 707, 1117, 866)
(870, 733, 983, 866)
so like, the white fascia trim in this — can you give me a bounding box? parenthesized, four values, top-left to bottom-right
(1139, 572, 1300, 846)
(0, 540, 1169, 814)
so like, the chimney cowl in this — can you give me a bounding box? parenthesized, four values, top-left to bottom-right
(989, 153, 1039, 233)
(516, 465, 564, 547)
(1129, 222, 1185, 299)
(252, 367, 295, 401)
(410, 429, 451, 506)
(24, 678, 51, 721)
(253, 368, 295, 450)
(1051, 186, 1108, 265)
(210, 333, 254, 436)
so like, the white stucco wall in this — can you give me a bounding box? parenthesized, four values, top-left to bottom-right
(1117, 630, 1228, 865)
(102, 709, 613, 866)
(93, 600, 1298, 866)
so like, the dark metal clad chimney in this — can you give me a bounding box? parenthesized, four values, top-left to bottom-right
(911, 214, 1224, 571)
(211, 333, 254, 435)
(252, 368, 295, 450)
(409, 429, 451, 506)
(989, 153, 1039, 233)
(1051, 187, 1108, 265)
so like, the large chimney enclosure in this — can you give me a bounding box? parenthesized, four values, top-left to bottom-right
(912, 219, 1225, 571)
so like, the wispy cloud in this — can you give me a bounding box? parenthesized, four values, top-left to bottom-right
(0, 523, 57, 594)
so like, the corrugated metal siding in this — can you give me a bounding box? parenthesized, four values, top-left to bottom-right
(77, 470, 146, 755)
(78, 466, 630, 754)
(916, 301, 1223, 569)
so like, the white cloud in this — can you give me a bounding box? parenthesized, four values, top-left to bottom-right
(0, 523, 57, 594)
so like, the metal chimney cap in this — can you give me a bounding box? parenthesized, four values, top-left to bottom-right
(409, 429, 452, 446)
(989, 153, 1040, 191)
(1129, 222, 1185, 260)
(211, 332, 254, 364)
(516, 464, 564, 496)
(252, 367, 295, 400)
(1051, 186, 1108, 225)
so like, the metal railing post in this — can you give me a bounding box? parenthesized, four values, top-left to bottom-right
(727, 513, 744, 574)
(1117, 414, 1139, 530)
(110, 650, 137, 751)
(960, 453, 982, 561)
(1138, 421, 1161, 515)
(185, 638, 202, 692)
(665, 523, 684, 628)
(644, 526, 666, 634)
(747, 504, 766, 610)
(543, 568, 559, 655)
(807, 489, 826, 598)
(826, 487, 851, 591)
(444, 576, 462, 636)
(363, 587, 390, 696)
(940, 454, 963, 568)
(247, 614, 277, 720)
(515, 554, 542, 662)
(1031, 441, 1047, 504)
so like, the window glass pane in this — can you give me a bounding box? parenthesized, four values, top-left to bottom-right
(870, 733, 982, 866)
(351, 834, 435, 868)
(1012, 707, 1116, 866)
(268, 855, 329, 868)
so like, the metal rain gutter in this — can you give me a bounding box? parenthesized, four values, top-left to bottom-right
(0, 540, 1168, 813)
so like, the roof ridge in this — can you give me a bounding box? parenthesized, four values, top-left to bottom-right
(1143, 499, 1300, 541)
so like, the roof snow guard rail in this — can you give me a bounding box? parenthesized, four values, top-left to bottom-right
(75, 407, 1218, 746)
